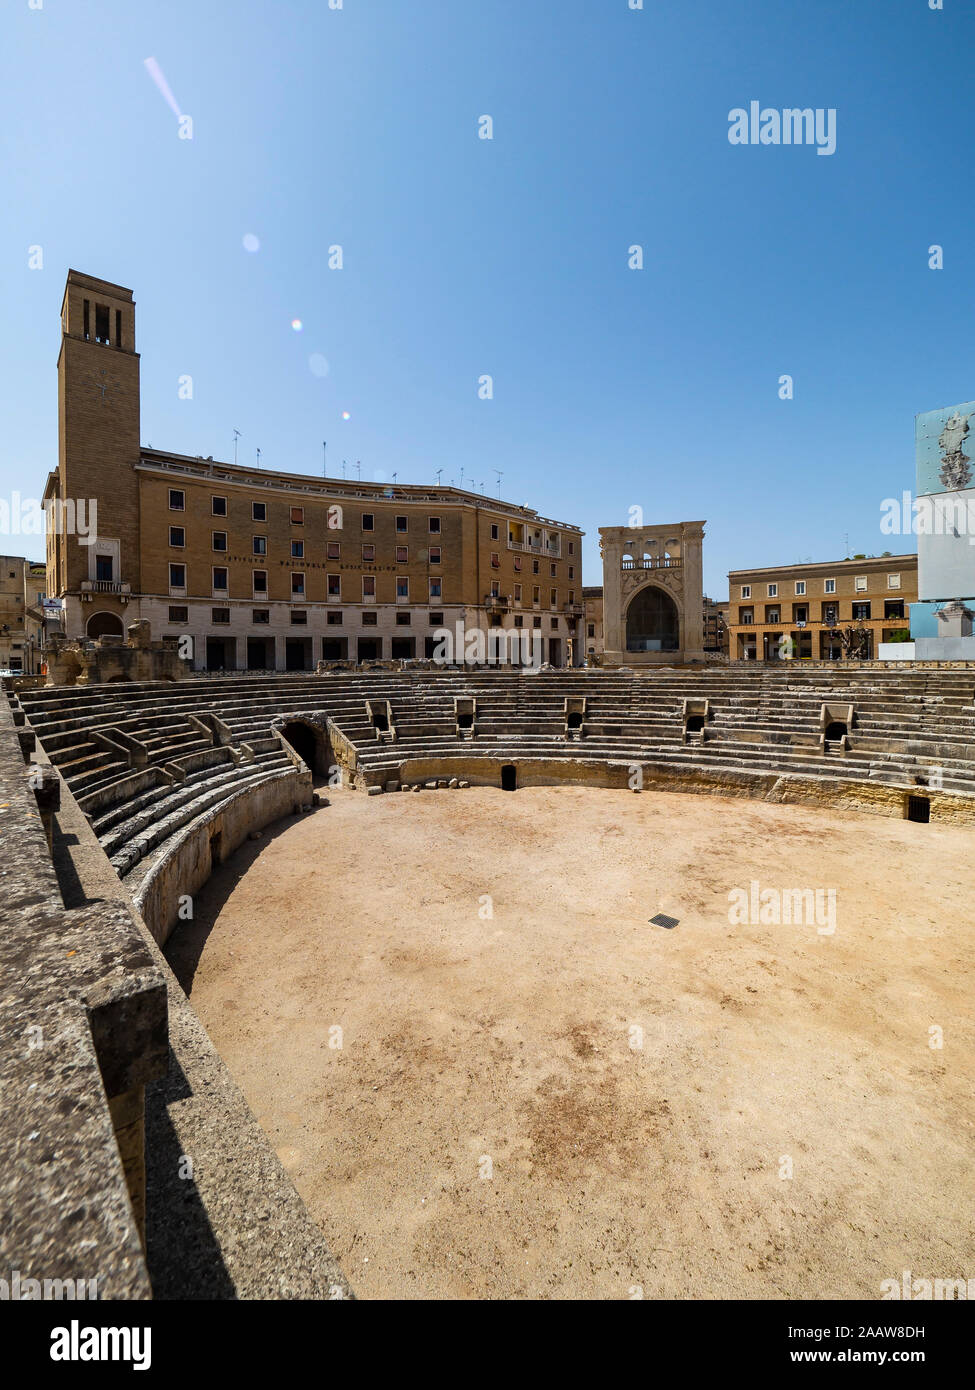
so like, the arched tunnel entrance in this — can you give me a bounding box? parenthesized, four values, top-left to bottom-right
(280, 721, 332, 780)
(501, 764, 517, 791)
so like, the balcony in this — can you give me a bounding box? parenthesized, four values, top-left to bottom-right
(484, 594, 511, 612)
(563, 601, 584, 618)
(621, 556, 681, 571)
(80, 580, 131, 598)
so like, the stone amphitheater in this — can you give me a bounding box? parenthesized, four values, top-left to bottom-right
(3, 662, 975, 1299)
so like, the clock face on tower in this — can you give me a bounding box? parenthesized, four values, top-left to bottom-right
(88, 367, 116, 404)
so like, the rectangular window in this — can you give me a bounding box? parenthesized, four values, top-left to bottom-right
(741, 585, 751, 599)
(95, 304, 110, 344)
(795, 580, 806, 595)
(253, 535, 266, 555)
(550, 563, 557, 578)
(253, 570, 268, 593)
(767, 583, 778, 597)
(327, 574, 341, 597)
(532, 560, 539, 575)
(429, 577, 442, 598)
(396, 576, 409, 599)
(587, 623, 595, 637)
(169, 489, 185, 511)
(213, 567, 228, 591)
(291, 540, 304, 558)
(291, 610, 307, 625)
(290, 506, 304, 525)
(362, 544, 376, 563)
(429, 546, 441, 564)
(212, 531, 227, 551)
(513, 555, 522, 572)
(396, 611, 411, 626)
(766, 607, 780, 623)
(169, 526, 185, 547)
(514, 583, 522, 603)
(396, 545, 408, 563)
(533, 586, 540, 606)
(361, 513, 374, 531)
(83, 298, 90, 340)
(327, 541, 340, 560)
(291, 572, 305, 596)
(362, 610, 378, 625)
(211, 608, 230, 624)
(852, 601, 871, 621)
(885, 600, 905, 619)
(491, 553, 500, 568)
(491, 523, 499, 540)
(362, 575, 376, 598)
(396, 515, 408, 532)
(568, 542, 574, 555)
(533, 616, 542, 629)
(429, 612, 444, 625)
(550, 589, 557, 607)
(514, 615, 524, 628)
(252, 501, 267, 522)
(490, 580, 500, 598)
(740, 609, 753, 625)
(824, 578, 836, 593)
(429, 516, 441, 533)
(888, 573, 901, 589)
(551, 617, 559, 630)
(568, 567, 574, 580)
(211, 496, 227, 516)
(169, 563, 186, 588)
(253, 609, 269, 624)
(168, 605, 188, 623)
(855, 576, 868, 592)
(327, 610, 343, 625)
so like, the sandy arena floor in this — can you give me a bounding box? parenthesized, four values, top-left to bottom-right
(165, 785, 974, 1300)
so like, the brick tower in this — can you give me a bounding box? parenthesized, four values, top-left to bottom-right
(47, 270, 142, 639)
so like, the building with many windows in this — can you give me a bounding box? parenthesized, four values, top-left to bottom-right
(44, 271, 584, 669)
(0, 556, 47, 673)
(726, 554, 917, 661)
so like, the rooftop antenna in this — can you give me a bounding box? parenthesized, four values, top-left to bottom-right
(460, 466, 465, 489)
(256, 447, 262, 469)
(356, 460, 361, 481)
(495, 468, 503, 498)
(342, 459, 346, 480)
(435, 468, 443, 486)
(391, 471, 398, 485)
(232, 428, 241, 466)
(322, 440, 327, 477)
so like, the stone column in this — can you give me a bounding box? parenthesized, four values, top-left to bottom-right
(599, 530, 626, 663)
(680, 522, 706, 661)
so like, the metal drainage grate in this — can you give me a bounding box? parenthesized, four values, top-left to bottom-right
(650, 913, 680, 930)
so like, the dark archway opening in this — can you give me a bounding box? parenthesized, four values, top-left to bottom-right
(686, 714, 705, 733)
(906, 795, 930, 824)
(86, 611, 125, 640)
(281, 721, 319, 772)
(458, 711, 474, 730)
(372, 708, 389, 732)
(501, 763, 517, 791)
(825, 721, 848, 741)
(625, 586, 679, 652)
(567, 711, 583, 730)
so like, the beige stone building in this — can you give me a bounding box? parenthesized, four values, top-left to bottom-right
(44, 271, 584, 670)
(597, 522, 707, 665)
(726, 554, 917, 661)
(0, 557, 47, 673)
(582, 586, 604, 663)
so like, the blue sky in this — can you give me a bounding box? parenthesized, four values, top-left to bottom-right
(2, 0, 973, 595)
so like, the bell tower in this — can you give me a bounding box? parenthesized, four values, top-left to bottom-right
(52, 270, 142, 637)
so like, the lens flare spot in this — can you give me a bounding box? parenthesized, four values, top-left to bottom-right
(242, 233, 260, 253)
(342, 411, 351, 421)
(291, 318, 303, 332)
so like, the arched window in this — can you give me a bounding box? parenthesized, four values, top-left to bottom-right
(625, 586, 679, 652)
